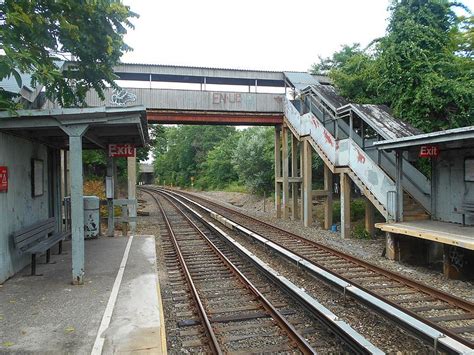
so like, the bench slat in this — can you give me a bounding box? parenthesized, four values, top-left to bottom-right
(14, 220, 55, 244)
(15, 224, 55, 247)
(27, 232, 68, 254)
(12, 217, 55, 238)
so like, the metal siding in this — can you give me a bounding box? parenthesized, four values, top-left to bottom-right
(113, 63, 285, 81)
(83, 88, 284, 113)
(0, 132, 49, 283)
(435, 149, 474, 225)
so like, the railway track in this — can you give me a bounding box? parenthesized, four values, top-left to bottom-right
(154, 187, 474, 354)
(143, 187, 384, 354)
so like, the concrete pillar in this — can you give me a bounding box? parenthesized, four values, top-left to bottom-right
(274, 126, 281, 218)
(127, 155, 137, 233)
(68, 129, 87, 285)
(282, 126, 289, 219)
(303, 140, 312, 227)
(340, 172, 351, 238)
(291, 134, 298, 220)
(386, 232, 400, 261)
(365, 197, 375, 238)
(106, 156, 115, 237)
(443, 245, 461, 279)
(323, 165, 333, 230)
(299, 142, 304, 222)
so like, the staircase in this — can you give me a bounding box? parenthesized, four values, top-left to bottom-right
(283, 74, 431, 222)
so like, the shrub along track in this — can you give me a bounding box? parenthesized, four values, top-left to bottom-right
(154, 187, 474, 354)
(141, 187, 385, 354)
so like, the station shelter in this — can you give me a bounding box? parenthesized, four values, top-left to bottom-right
(0, 106, 149, 284)
(374, 126, 474, 279)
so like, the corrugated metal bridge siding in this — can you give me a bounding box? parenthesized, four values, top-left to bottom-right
(83, 88, 284, 113)
(113, 63, 286, 81)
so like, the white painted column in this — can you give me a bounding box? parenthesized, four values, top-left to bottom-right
(340, 172, 351, 239)
(127, 155, 137, 233)
(303, 140, 312, 227)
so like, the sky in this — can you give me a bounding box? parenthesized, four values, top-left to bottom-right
(121, 0, 473, 72)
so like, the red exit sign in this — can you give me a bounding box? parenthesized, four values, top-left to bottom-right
(109, 144, 136, 158)
(0, 166, 8, 192)
(419, 145, 440, 158)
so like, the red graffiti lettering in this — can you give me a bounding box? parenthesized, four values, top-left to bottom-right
(323, 130, 334, 147)
(357, 150, 366, 164)
(311, 117, 320, 127)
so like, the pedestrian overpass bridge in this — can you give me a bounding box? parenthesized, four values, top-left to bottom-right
(46, 63, 330, 125)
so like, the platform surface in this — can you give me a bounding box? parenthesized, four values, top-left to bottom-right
(0, 235, 165, 354)
(376, 220, 474, 250)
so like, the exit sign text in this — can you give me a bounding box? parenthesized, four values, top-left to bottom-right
(109, 144, 136, 158)
(0, 166, 8, 192)
(419, 145, 440, 158)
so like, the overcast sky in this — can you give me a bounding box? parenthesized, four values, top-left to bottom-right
(121, 0, 473, 72)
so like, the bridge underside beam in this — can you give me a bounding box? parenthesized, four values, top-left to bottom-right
(147, 110, 283, 126)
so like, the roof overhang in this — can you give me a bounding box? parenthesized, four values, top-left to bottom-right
(0, 106, 149, 150)
(373, 126, 474, 151)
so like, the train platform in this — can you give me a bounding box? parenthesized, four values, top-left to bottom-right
(376, 220, 474, 251)
(0, 235, 166, 354)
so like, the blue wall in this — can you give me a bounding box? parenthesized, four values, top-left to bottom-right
(0, 132, 49, 283)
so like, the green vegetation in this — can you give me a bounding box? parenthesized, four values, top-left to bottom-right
(153, 126, 275, 194)
(0, 0, 137, 110)
(311, 0, 473, 132)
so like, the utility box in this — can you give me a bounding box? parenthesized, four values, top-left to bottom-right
(84, 196, 100, 239)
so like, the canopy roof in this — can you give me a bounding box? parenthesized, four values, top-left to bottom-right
(0, 106, 149, 150)
(373, 126, 474, 150)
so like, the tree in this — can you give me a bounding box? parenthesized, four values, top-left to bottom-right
(375, 0, 473, 130)
(197, 133, 240, 189)
(316, 0, 473, 132)
(153, 125, 236, 187)
(232, 127, 274, 194)
(310, 44, 365, 75)
(0, 0, 137, 110)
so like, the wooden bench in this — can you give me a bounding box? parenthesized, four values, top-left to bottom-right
(456, 200, 474, 226)
(12, 217, 70, 275)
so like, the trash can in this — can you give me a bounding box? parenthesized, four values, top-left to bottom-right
(84, 196, 100, 239)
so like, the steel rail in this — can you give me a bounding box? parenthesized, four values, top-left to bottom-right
(160, 191, 317, 355)
(154, 187, 384, 354)
(159, 187, 474, 354)
(151, 191, 222, 354)
(145, 187, 316, 354)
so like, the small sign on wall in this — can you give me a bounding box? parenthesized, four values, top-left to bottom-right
(108, 144, 136, 158)
(0, 166, 8, 192)
(419, 145, 440, 158)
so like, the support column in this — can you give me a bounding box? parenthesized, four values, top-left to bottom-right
(274, 126, 281, 218)
(303, 140, 312, 227)
(291, 134, 298, 220)
(127, 155, 137, 233)
(386, 232, 400, 261)
(106, 156, 115, 237)
(365, 197, 375, 238)
(299, 142, 304, 222)
(340, 172, 351, 238)
(443, 245, 461, 279)
(282, 126, 289, 219)
(395, 150, 404, 222)
(65, 125, 88, 285)
(323, 165, 333, 230)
